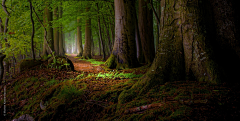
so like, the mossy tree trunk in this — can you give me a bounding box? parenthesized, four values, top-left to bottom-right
(138, 0, 155, 64)
(118, 0, 240, 103)
(105, 0, 139, 69)
(82, 7, 92, 59)
(77, 19, 83, 57)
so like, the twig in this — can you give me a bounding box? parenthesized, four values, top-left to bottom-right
(149, 0, 160, 27)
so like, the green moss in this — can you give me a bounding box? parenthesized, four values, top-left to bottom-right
(105, 54, 117, 69)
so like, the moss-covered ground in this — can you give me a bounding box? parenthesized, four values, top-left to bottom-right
(0, 54, 239, 120)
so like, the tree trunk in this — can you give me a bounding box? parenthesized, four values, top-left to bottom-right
(118, 0, 240, 103)
(96, 3, 106, 60)
(134, 4, 144, 63)
(102, 16, 112, 53)
(77, 19, 83, 57)
(105, 0, 139, 69)
(96, 31, 102, 56)
(29, 0, 35, 60)
(42, 3, 53, 56)
(53, 7, 59, 55)
(138, 0, 155, 64)
(59, 4, 64, 56)
(82, 7, 92, 59)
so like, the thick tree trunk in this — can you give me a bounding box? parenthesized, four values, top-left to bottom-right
(118, 0, 240, 103)
(53, 7, 59, 55)
(77, 19, 83, 57)
(82, 7, 92, 59)
(105, 0, 139, 69)
(138, 0, 155, 64)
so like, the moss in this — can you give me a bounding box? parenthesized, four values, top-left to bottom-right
(18, 59, 42, 73)
(105, 54, 117, 69)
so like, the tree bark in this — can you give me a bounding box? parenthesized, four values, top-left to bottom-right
(102, 16, 112, 53)
(77, 19, 83, 57)
(105, 0, 139, 69)
(96, 3, 106, 60)
(53, 7, 59, 55)
(138, 0, 155, 64)
(134, 4, 144, 63)
(29, 0, 35, 60)
(82, 6, 92, 59)
(42, 3, 53, 56)
(118, 0, 240, 103)
(59, 4, 64, 56)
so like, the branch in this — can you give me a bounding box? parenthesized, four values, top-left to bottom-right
(149, 0, 160, 27)
(2, 0, 10, 16)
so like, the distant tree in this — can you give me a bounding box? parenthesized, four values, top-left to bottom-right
(42, 2, 53, 56)
(53, 6, 59, 56)
(82, 6, 92, 59)
(76, 19, 83, 56)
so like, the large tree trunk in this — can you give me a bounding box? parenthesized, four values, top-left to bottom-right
(118, 0, 240, 103)
(53, 7, 59, 55)
(138, 0, 155, 64)
(82, 7, 92, 59)
(105, 0, 139, 69)
(77, 19, 83, 57)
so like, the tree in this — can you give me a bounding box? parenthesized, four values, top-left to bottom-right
(76, 19, 83, 56)
(82, 6, 92, 59)
(42, 2, 53, 56)
(58, 3, 64, 56)
(96, 3, 106, 60)
(118, 0, 240, 103)
(53, 7, 59, 55)
(105, 0, 139, 69)
(138, 0, 155, 64)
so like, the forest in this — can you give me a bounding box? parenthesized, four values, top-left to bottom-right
(1, 0, 240, 120)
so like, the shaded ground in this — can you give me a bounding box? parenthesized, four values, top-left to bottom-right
(0, 54, 240, 120)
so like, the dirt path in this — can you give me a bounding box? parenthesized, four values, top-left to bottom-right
(67, 54, 105, 73)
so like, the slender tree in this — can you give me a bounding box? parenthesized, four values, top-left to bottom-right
(42, 2, 53, 56)
(59, 4, 64, 56)
(28, 0, 35, 60)
(76, 19, 83, 57)
(96, 3, 106, 60)
(105, 0, 139, 69)
(53, 7, 59, 55)
(82, 6, 92, 59)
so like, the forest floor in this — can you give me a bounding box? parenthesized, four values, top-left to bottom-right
(0, 54, 240, 121)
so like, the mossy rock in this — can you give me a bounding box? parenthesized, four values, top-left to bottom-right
(48, 56, 75, 71)
(18, 59, 42, 73)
